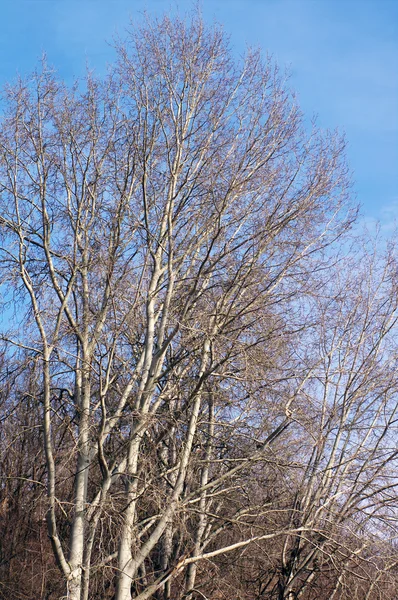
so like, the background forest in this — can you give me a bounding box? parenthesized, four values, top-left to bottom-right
(1, 11, 398, 600)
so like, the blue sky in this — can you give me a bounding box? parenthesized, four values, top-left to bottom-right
(1, 0, 397, 224)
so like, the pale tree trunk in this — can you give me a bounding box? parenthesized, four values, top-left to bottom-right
(157, 416, 177, 600)
(160, 525, 173, 600)
(68, 356, 92, 600)
(116, 435, 143, 600)
(185, 394, 215, 597)
(116, 256, 164, 599)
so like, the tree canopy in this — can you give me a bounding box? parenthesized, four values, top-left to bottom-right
(1, 12, 398, 600)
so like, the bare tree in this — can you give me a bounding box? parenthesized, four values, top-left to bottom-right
(232, 242, 398, 600)
(0, 11, 359, 600)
